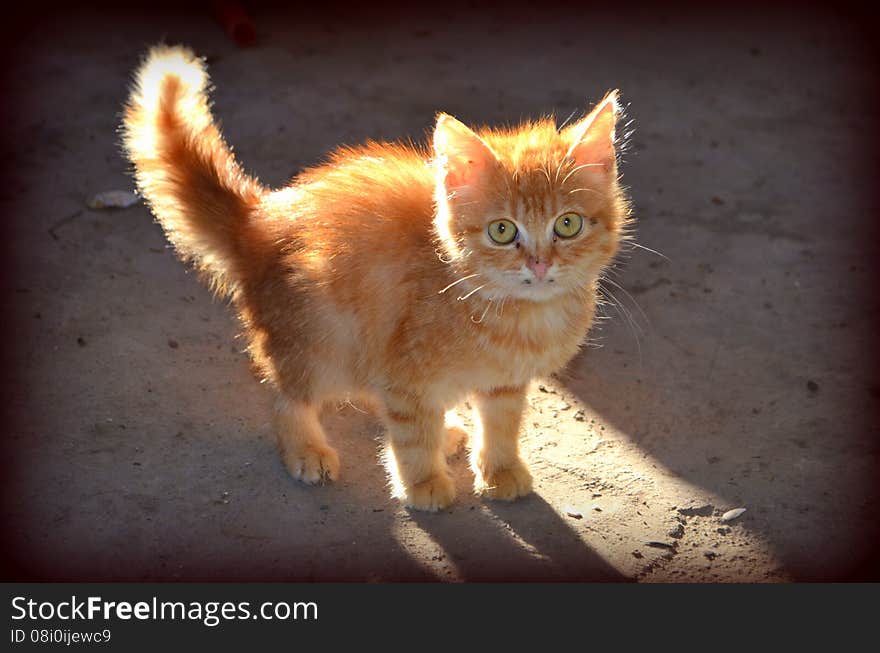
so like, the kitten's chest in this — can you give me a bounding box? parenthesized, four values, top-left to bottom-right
(466, 297, 595, 388)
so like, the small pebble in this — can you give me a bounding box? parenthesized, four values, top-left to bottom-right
(564, 505, 583, 519)
(646, 541, 675, 550)
(720, 507, 747, 522)
(168, 339, 179, 349)
(87, 190, 139, 210)
(807, 380, 819, 393)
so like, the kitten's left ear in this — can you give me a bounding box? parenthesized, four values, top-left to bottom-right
(563, 90, 621, 173)
(433, 113, 500, 189)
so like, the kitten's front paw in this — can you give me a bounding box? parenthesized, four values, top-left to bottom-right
(281, 444, 340, 484)
(404, 471, 456, 512)
(475, 460, 533, 501)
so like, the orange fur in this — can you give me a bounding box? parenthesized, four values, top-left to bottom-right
(122, 45, 633, 511)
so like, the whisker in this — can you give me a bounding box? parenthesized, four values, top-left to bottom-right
(601, 284, 644, 350)
(561, 162, 604, 186)
(457, 283, 488, 301)
(554, 156, 565, 185)
(603, 277, 649, 326)
(599, 284, 643, 364)
(498, 294, 510, 318)
(627, 241, 671, 262)
(343, 397, 369, 414)
(568, 187, 602, 197)
(558, 108, 579, 131)
(537, 166, 553, 190)
(438, 273, 481, 294)
(599, 283, 641, 336)
(471, 300, 493, 323)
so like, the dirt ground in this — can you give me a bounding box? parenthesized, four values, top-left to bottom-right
(3, 3, 879, 582)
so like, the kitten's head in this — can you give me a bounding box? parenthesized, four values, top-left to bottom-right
(432, 91, 630, 302)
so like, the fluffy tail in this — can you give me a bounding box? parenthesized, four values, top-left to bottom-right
(121, 45, 265, 294)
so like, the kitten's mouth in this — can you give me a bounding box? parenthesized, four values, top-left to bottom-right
(483, 270, 567, 301)
(507, 279, 568, 302)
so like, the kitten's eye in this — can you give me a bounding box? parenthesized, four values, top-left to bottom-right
(554, 212, 584, 239)
(487, 219, 518, 245)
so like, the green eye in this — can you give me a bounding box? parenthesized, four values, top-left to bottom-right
(488, 219, 518, 245)
(554, 212, 584, 238)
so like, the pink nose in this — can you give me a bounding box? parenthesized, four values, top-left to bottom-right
(526, 258, 549, 280)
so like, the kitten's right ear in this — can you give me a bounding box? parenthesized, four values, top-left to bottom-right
(563, 90, 621, 174)
(433, 114, 499, 189)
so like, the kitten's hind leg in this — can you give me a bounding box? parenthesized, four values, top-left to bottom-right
(274, 397, 340, 484)
(382, 391, 456, 512)
(470, 386, 533, 501)
(443, 409, 468, 456)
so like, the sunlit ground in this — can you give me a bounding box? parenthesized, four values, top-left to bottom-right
(387, 376, 787, 582)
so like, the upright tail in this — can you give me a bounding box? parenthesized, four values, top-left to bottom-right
(121, 45, 265, 295)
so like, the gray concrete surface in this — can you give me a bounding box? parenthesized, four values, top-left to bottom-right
(4, 4, 878, 581)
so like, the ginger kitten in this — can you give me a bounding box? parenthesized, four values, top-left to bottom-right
(122, 45, 632, 511)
